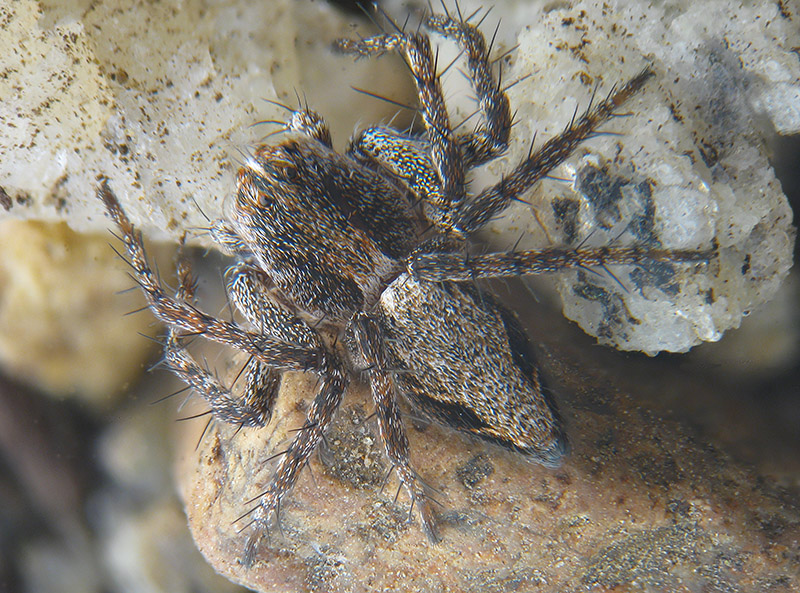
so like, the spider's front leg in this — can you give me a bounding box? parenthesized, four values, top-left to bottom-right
(456, 69, 656, 234)
(347, 313, 440, 543)
(97, 180, 322, 371)
(425, 12, 512, 167)
(163, 247, 276, 426)
(222, 261, 328, 425)
(335, 30, 466, 231)
(338, 10, 511, 233)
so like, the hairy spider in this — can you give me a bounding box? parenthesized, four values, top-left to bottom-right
(98, 7, 709, 561)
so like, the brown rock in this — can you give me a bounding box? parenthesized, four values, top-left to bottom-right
(176, 284, 800, 593)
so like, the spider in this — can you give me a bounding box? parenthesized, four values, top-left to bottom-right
(98, 6, 710, 561)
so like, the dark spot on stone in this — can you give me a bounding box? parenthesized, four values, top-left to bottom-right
(0, 186, 11, 211)
(305, 549, 347, 592)
(629, 260, 679, 297)
(624, 180, 659, 245)
(209, 434, 223, 464)
(555, 472, 572, 485)
(575, 163, 662, 245)
(319, 405, 385, 490)
(741, 253, 751, 275)
(699, 140, 719, 167)
(669, 101, 685, 123)
(573, 273, 639, 339)
(575, 163, 624, 229)
(758, 513, 789, 540)
(456, 454, 494, 489)
(552, 196, 580, 243)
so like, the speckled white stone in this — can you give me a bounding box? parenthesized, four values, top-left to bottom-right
(0, 0, 411, 238)
(402, 0, 798, 353)
(0, 0, 796, 356)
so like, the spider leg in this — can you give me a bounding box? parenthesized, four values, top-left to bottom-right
(426, 13, 511, 167)
(336, 32, 466, 234)
(164, 251, 276, 426)
(224, 261, 321, 350)
(209, 217, 325, 423)
(244, 360, 348, 564)
(218, 261, 325, 425)
(457, 69, 656, 234)
(349, 314, 440, 543)
(408, 245, 712, 282)
(346, 11, 512, 227)
(97, 179, 321, 372)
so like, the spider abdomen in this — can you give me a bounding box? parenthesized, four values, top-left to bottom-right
(378, 274, 568, 467)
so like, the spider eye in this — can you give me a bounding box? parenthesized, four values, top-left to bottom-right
(257, 192, 270, 207)
(282, 165, 297, 181)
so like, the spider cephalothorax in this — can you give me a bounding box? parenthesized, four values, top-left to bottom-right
(98, 7, 709, 560)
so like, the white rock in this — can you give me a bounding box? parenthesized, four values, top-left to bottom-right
(0, 0, 796, 355)
(410, 0, 798, 353)
(0, 0, 412, 239)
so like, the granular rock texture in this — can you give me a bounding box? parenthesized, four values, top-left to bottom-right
(177, 293, 800, 593)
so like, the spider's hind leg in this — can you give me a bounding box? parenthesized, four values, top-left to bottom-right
(243, 360, 348, 563)
(348, 313, 440, 543)
(206, 263, 350, 562)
